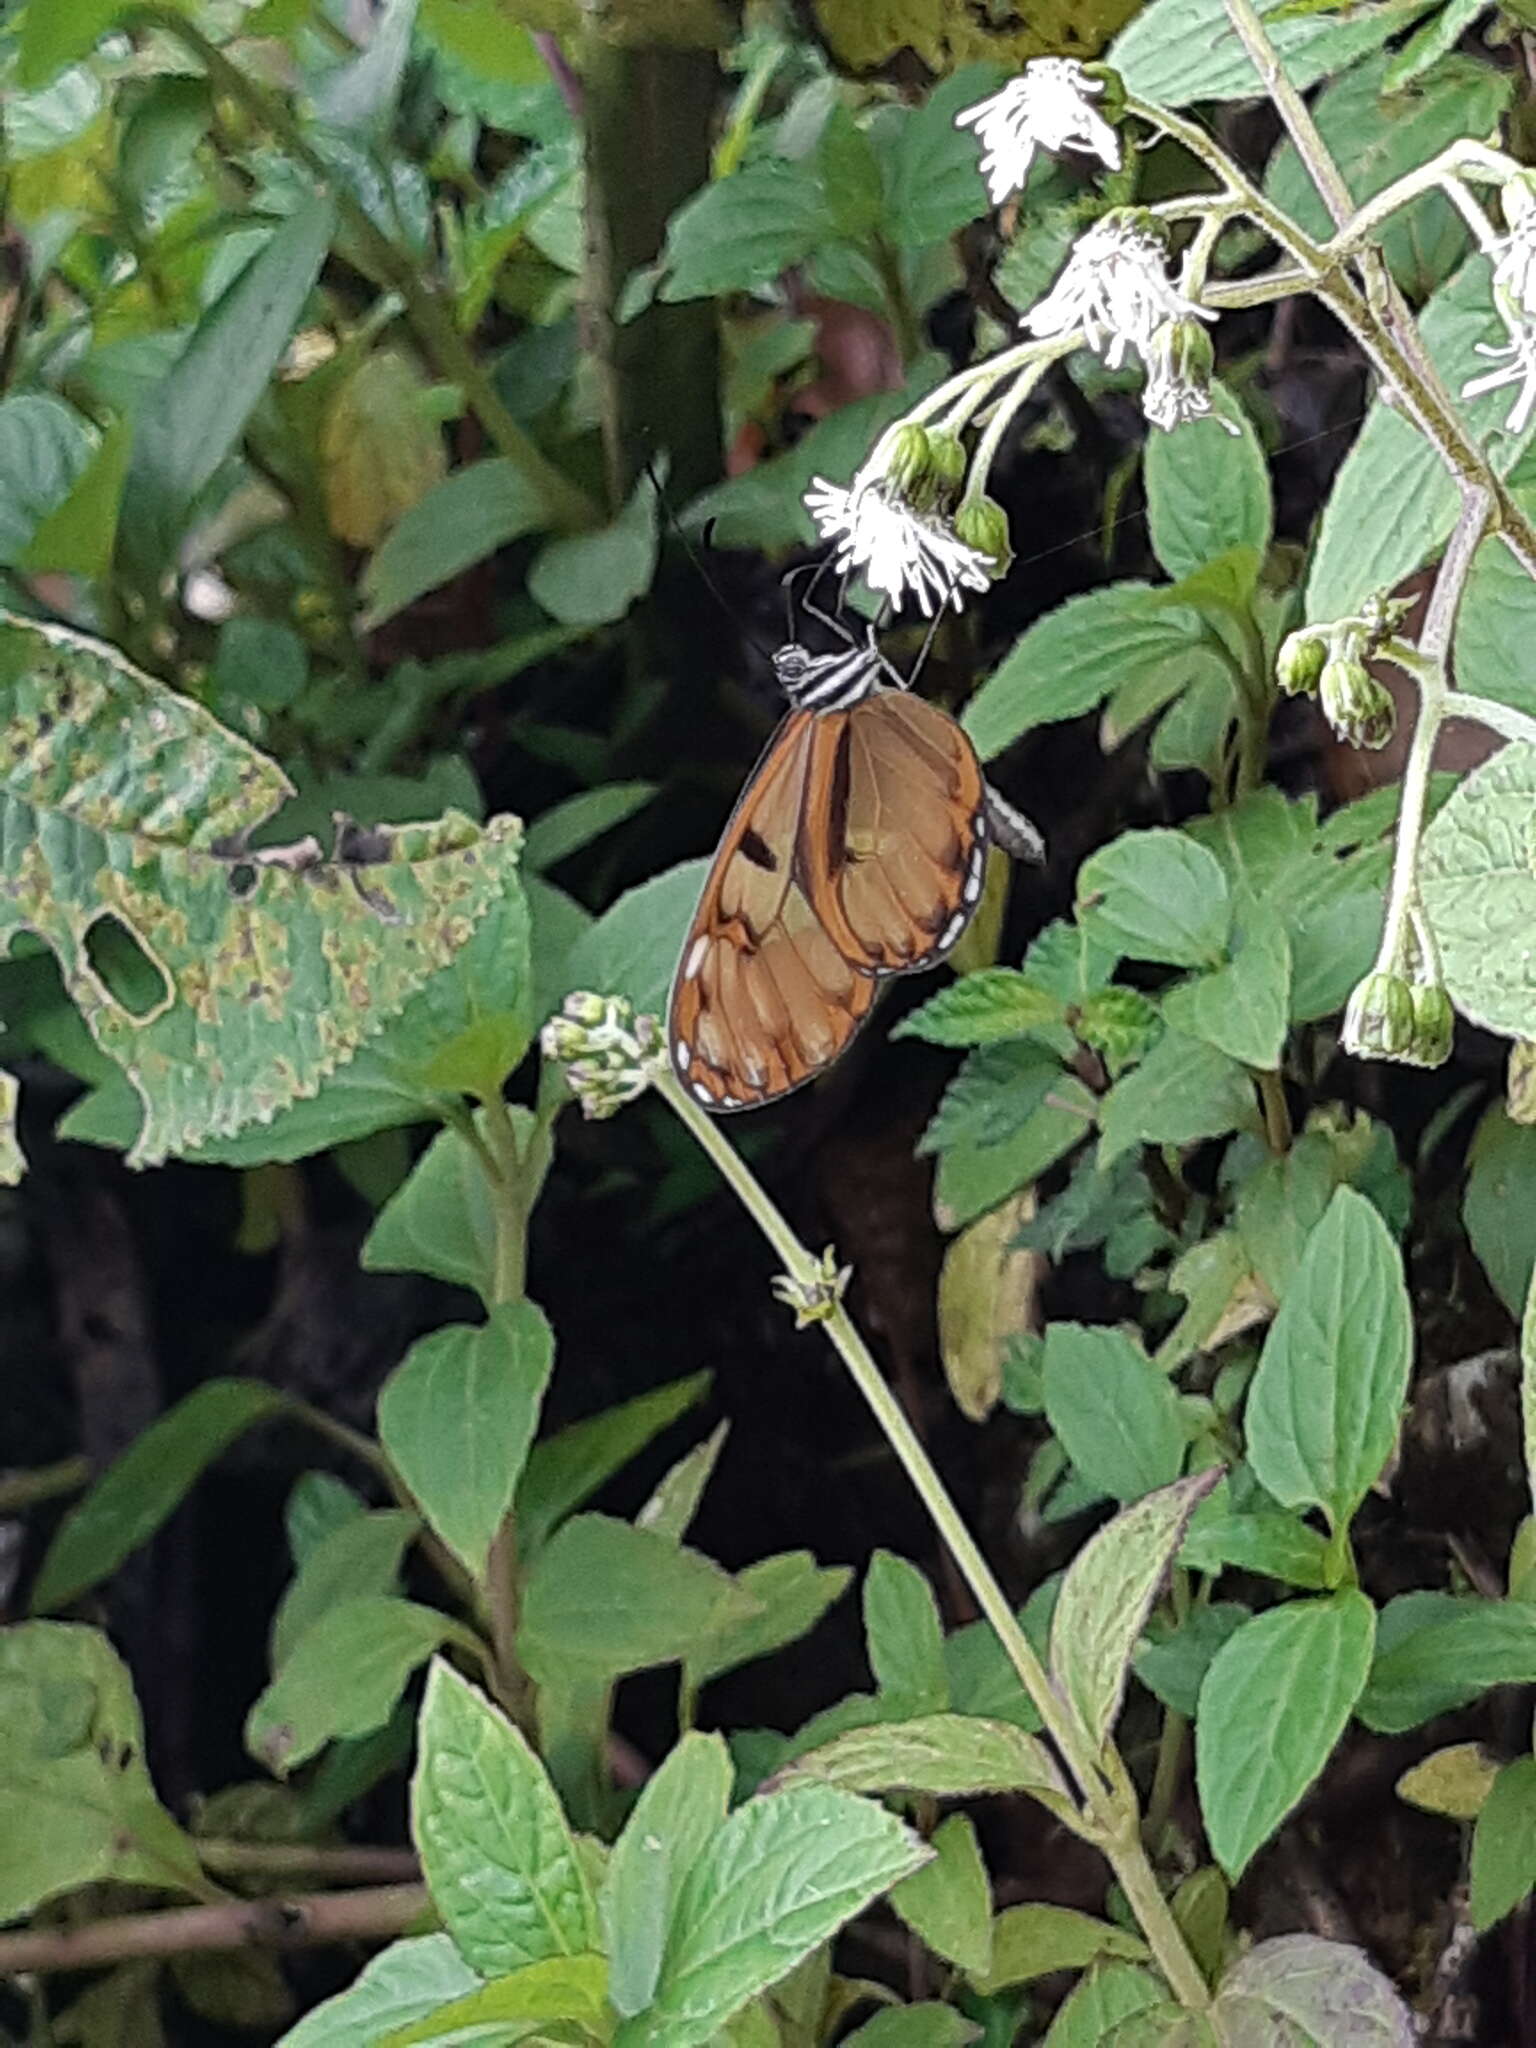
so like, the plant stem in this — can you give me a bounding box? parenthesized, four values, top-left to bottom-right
(1215, 0, 1355, 231)
(479, 1091, 530, 1306)
(0, 1456, 89, 1514)
(655, 1071, 1211, 2012)
(0, 1886, 429, 1976)
(195, 1842, 420, 1882)
(1256, 1068, 1293, 1154)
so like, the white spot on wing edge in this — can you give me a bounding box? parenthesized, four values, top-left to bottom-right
(690, 1080, 714, 1105)
(684, 935, 709, 980)
(674, 1039, 691, 1067)
(939, 910, 966, 950)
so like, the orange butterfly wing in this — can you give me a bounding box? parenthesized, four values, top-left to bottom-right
(669, 691, 990, 1112)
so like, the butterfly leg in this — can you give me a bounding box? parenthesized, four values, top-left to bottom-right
(983, 782, 1046, 864)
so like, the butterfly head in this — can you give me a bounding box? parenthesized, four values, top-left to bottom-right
(772, 639, 884, 712)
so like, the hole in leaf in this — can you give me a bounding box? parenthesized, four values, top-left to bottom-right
(82, 916, 170, 1020)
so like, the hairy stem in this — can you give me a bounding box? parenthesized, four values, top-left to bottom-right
(656, 1071, 1211, 2012)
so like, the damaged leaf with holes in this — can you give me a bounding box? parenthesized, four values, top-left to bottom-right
(0, 615, 524, 1166)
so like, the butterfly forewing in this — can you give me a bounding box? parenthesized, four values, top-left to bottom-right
(669, 683, 990, 1113)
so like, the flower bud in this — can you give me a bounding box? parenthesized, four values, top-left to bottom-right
(954, 493, 1012, 573)
(1342, 971, 1414, 1060)
(922, 430, 968, 508)
(1320, 657, 1394, 749)
(540, 991, 660, 1119)
(885, 423, 932, 498)
(1404, 982, 1454, 1069)
(1080, 61, 1127, 123)
(1276, 631, 1327, 697)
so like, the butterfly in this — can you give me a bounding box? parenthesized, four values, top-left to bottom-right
(669, 631, 1043, 1112)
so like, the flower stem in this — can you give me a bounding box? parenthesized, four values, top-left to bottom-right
(655, 1070, 1211, 2012)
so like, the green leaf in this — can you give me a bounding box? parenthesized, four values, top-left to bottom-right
(685, 1552, 852, 1693)
(516, 1371, 711, 1555)
(564, 858, 709, 1020)
(1042, 1323, 1185, 1502)
(1049, 1472, 1220, 1751)
(120, 199, 334, 584)
(613, 1784, 928, 2048)
(363, 1123, 499, 1299)
(246, 1597, 462, 1776)
(1308, 254, 1536, 620)
(0, 615, 522, 1166)
(659, 157, 829, 301)
(378, 1303, 555, 1580)
(842, 2009, 979, 2048)
(602, 1731, 732, 2019)
(1463, 1106, 1536, 1318)
(211, 617, 309, 716)
(18, 0, 148, 84)
(1076, 829, 1231, 968)
(273, 1935, 484, 2048)
(934, 1066, 1097, 1230)
(1235, 1130, 1345, 1297)
(1358, 1594, 1536, 1731)
(1210, 1931, 1415, 2043)
(637, 1423, 729, 1544)
(1196, 1590, 1375, 1879)
(890, 1813, 992, 1975)
(1245, 1187, 1413, 1531)
(32, 1380, 286, 1612)
(379, 1955, 611, 2044)
(271, 1510, 420, 1668)
(524, 783, 657, 874)
(1110, 0, 1434, 103)
(895, 969, 1064, 1048)
(1135, 1602, 1251, 1717)
(0, 395, 94, 565)
(1097, 1031, 1255, 1169)
(1384, 0, 1490, 90)
(1471, 1755, 1536, 1930)
(517, 1513, 754, 1682)
(818, 105, 884, 241)
(1422, 741, 1536, 1041)
(1145, 384, 1272, 581)
(1455, 507, 1536, 722)
(882, 70, 997, 250)
(864, 1551, 949, 1711)
(361, 458, 552, 628)
(1266, 53, 1511, 295)
(1161, 914, 1292, 1071)
(789, 1711, 1063, 1802)
(413, 1661, 596, 1976)
(974, 1905, 1149, 1994)
(1180, 1505, 1332, 1590)
(529, 469, 658, 628)
(0, 1621, 205, 1920)
(963, 585, 1205, 762)
(1041, 1961, 1167, 2046)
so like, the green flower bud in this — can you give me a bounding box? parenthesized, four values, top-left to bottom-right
(1320, 657, 1395, 750)
(1276, 631, 1327, 697)
(1074, 985, 1161, 1072)
(1509, 1040, 1536, 1124)
(1342, 970, 1414, 1060)
(918, 429, 968, 510)
(954, 493, 1012, 573)
(1080, 61, 1127, 122)
(1404, 982, 1454, 1069)
(885, 423, 932, 497)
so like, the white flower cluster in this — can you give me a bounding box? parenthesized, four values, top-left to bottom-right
(1462, 185, 1536, 434)
(541, 992, 660, 1119)
(803, 474, 992, 617)
(954, 59, 1121, 207)
(1023, 213, 1210, 374)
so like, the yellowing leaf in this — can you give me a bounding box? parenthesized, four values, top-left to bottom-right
(938, 1192, 1039, 1422)
(322, 351, 449, 549)
(1396, 1742, 1500, 1821)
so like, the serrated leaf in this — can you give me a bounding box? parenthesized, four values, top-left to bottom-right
(685, 1552, 851, 1693)
(379, 1954, 611, 2044)
(1422, 741, 1536, 1041)
(895, 969, 1064, 1048)
(378, 1302, 555, 1579)
(1212, 1931, 1414, 2043)
(882, 71, 999, 250)
(271, 1510, 420, 1668)
(273, 1935, 484, 2048)
(1145, 385, 1272, 582)
(361, 459, 552, 628)
(412, 1661, 597, 1977)
(973, 1904, 1148, 1993)
(602, 1732, 732, 2018)
(1162, 915, 1292, 1071)
(516, 1371, 711, 1555)
(0, 1622, 205, 1920)
(1179, 1506, 1331, 1589)
(1097, 1031, 1256, 1169)
(32, 1380, 287, 1612)
(864, 1552, 949, 1711)
(1042, 1961, 1166, 2046)
(613, 1784, 928, 2048)
(1043, 1323, 1185, 1502)
(0, 614, 522, 1166)
(1358, 1594, 1536, 1732)
(963, 585, 1205, 762)
(517, 1513, 753, 1683)
(1049, 1472, 1220, 1751)
(890, 1814, 992, 1976)
(1111, 0, 1434, 104)
(787, 1713, 1065, 1801)
(1196, 1590, 1375, 1879)
(1077, 829, 1231, 968)
(1308, 255, 1536, 620)
(1245, 1188, 1412, 1531)
(658, 156, 830, 301)
(247, 1597, 463, 1775)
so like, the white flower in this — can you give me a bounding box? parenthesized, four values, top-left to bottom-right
(1140, 317, 1235, 434)
(804, 477, 992, 617)
(955, 60, 1121, 207)
(1492, 213, 1536, 325)
(542, 992, 660, 1119)
(1023, 213, 1210, 371)
(1462, 318, 1536, 435)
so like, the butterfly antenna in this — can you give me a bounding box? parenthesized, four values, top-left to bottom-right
(783, 556, 857, 647)
(643, 454, 779, 666)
